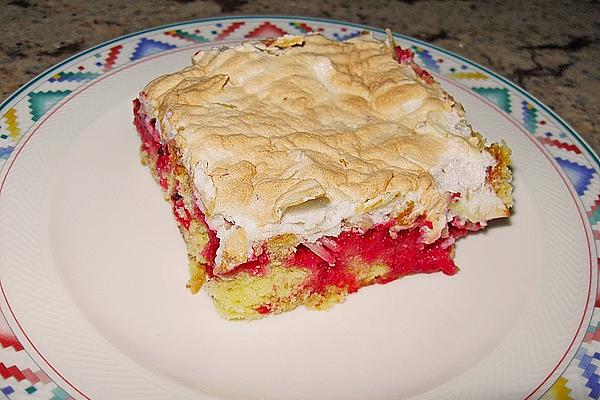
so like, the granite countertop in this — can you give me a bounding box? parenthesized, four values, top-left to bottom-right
(1, 0, 598, 153)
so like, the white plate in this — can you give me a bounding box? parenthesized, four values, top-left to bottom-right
(0, 16, 597, 400)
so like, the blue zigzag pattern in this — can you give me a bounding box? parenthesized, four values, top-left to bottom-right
(575, 347, 600, 399)
(555, 157, 595, 196)
(0, 146, 15, 160)
(130, 38, 177, 62)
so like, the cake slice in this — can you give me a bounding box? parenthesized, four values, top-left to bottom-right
(132, 32, 512, 320)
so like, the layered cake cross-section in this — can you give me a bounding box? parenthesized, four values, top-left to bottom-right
(133, 32, 513, 320)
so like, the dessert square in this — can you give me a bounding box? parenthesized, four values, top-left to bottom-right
(133, 33, 512, 320)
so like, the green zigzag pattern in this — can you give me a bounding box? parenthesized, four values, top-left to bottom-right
(170, 29, 209, 43)
(49, 386, 71, 400)
(28, 90, 71, 121)
(472, 87, 511, 113)
(49, 71, 100, 83)
(589, 205, 600, 226)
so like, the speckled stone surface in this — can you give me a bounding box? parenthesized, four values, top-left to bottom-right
(1, 0, 598, 153)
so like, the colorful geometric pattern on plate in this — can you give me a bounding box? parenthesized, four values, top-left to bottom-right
(0, 16, 598, 400)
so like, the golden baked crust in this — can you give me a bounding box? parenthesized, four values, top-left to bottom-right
(140, 33, 511, 272)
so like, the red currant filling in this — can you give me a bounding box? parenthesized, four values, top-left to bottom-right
(134, 99, 471, 299)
